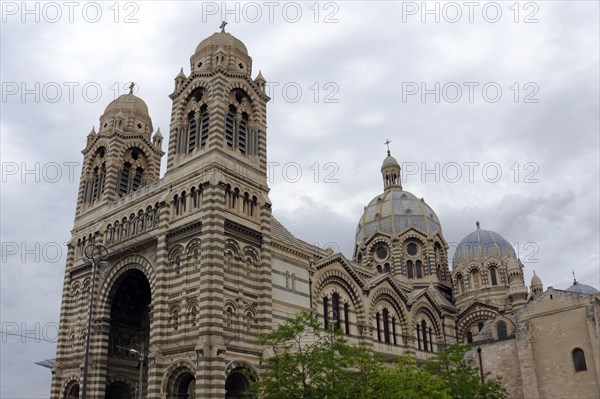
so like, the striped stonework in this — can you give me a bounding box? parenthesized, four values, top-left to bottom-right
(51, 28, 479, 399)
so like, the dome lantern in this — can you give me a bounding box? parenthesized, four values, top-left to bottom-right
(381, 140, 402, 191)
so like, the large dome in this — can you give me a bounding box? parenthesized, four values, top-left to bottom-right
(355, 190, 442, 244)
(453, 224, 516, 266)
(100, 92, 153, 134)
(190, 28, 253, 77)
(195, 32, 248, 54)
(104, 93, 150, 116)
(566, 281, 598, 294)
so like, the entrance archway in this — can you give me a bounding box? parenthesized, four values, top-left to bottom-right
(166, 367, 196, 399)
(64, 382, 79, 399)
(105, 381, 131, 399)
(105, 269, 151, 399)
(225, 368, 253, 399)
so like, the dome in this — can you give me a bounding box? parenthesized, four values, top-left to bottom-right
(355, 190, 442, 244)
(195, 32, 248, 55)
(190, 28, 253, 77)
(104, 93, 150, 116)
(531, 272, 542, 286)
(453, 224, 516, 266)
(100, 92, 153, 134)
(566, 281, 598, 294)
(381, 153, 400, 169)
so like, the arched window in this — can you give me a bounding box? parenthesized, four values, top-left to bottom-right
(376, 312, 382, 342)
(407, 260, 414, 279)
(188, 111, 197, 153)
(332, 293, 341, 331)
(467, 331, 473, 343)
(489, 267, 498, 286)
(238, 112, 248, 156)
(384, 263, 391, 273)
(323, 297, 329, 329)
(421, 320, 428, 352)
(457, 274, 465, 293)
(376, 265, 383, 273)
(344, 303, 350, 335)
(472, 269, 481, 289)
(392, 317, 397, 345)
(496, 321, 507, 339)
(573, 348, 587, 372)
(90, 163, 105, 202)
(118, 162, 131, 195)
(383, 308, 390, 344)
(416, 260, 423, 278)
(225, 105, 236, 149)
(200, 104, 209, 148)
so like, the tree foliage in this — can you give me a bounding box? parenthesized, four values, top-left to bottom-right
(426, 344, 508, 399)
(253, 313, 506, 399)
(253, 312, 446, 399)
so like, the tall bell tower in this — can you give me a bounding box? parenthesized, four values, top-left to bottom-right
(76, 86, 164, 216)
(51, 25, 274, 399)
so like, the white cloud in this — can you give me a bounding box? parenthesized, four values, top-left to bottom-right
(1, 1, 598, 396)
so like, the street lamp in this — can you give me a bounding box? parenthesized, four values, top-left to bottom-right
(129, 343, 146, 399)
(477, 347, 484, 383)
(82, 243, 108, 399)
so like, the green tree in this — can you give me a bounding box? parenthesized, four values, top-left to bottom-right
(426, 344, 508, 399)
(373, 356, 451, 399)
(251, 312, 356, 399)
(253, 312, 452, 399)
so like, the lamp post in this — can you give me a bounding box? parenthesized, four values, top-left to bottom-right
(129, 343, 146, 399)
(82, 243, 108, 399)
(477, 347, 484, 383)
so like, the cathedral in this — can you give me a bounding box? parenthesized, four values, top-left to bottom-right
(50, 28, 600, 399)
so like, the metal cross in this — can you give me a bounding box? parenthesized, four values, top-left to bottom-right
(220, 21, 227, 33)
(128, 82, 135, 94)
(384, 139, 391, 154)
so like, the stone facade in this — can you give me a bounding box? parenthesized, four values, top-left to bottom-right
(50, 28, 599, 399)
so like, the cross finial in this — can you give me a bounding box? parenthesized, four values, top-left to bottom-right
(572, 270, 577, 285)
(128, 82, 135, 94)
(384, 139, 391, 156)
(220, 21, 227, 33)
(476, 221, 480, 229)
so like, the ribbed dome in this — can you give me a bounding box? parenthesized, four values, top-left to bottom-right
(566, 281, 598, 294)
(381, 154, 400, 169)
(100, 93, 153, 134)
(453, 225, 516, 266)
(356, 190, 442, 244)
(531, 273, 542, 286)
(195, 32, 248, 54)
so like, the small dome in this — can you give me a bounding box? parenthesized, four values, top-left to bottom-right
(530, 272, 542, 286)
(381, 153, 400, 170)
(566, 281, 598, 294)
(100, 93, 153, 134)
(104, 93, 149, 116)
(453, 224, 516, 266)
(356, 190, 442, 244)
(195, 32, 248, 55)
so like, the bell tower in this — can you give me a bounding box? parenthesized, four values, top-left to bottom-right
(156, 24, 274, 398)
(76, 86, 164, 215)
(166, 22, 269, 178)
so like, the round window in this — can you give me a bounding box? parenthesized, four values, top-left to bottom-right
(374, 244, 389, 261)
(407, 243, 418, 256)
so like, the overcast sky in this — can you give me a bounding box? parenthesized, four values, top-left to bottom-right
(1, 1, 599, 396)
